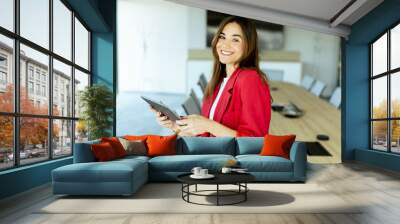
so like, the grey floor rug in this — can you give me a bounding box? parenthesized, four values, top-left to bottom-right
(37, 183, 361, 214)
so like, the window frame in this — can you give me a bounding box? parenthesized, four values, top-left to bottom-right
(0, 0, 92, 171)
(370, 20, 400, 154)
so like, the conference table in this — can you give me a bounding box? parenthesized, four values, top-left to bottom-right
(269, 81, 341, 164)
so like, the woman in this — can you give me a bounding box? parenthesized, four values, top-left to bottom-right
(151, 16, 271, 137)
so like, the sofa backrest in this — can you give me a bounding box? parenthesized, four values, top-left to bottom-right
(235, 137, 264, 155)
(176, 137, 236, 155)
(73, 139, 100, 163)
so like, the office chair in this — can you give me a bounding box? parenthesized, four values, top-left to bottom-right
(190, 89, 202, 112)
(197, 73, 208, 94)
(182, 96, 201, 115)
(310, 80, 326, 97)
(329, 87, 341, 108)
(301, 75, 315, 90)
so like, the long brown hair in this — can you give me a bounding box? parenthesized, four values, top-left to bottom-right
(204, 16, 268, 99)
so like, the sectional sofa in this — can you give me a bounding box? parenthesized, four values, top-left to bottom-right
(52, 137, 307, 196)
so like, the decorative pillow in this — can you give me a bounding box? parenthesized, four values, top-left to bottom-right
(118, 138, 147, 156)
(124, 135, 149, 141)
(260, 134, 296, 159)
(91, 142, 117, 162)
(146, 134, 177, 157)
(101, 137, 127, 158)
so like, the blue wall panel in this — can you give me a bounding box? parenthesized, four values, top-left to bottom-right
(344, 0, 400, 171)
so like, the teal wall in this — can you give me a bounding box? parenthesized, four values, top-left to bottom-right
(343, 0, 400, 171)
(0, 0, 116, 200)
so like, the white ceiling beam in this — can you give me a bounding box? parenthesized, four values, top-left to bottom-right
(330, 0, 368, 27)
(165, 0, 351, 37)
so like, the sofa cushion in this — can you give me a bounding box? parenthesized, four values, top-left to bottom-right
(236, 137, 264, 155)
(236, 155, 293, 172)
(177, 137, 236, 155)
(148, 154, 235, 172)
(147, 134, 177, 157)
(260, 134, 296, 159)
(52, 158, 147, 183)
(101, 137, 127, 158)
(91, 142, 118, 161)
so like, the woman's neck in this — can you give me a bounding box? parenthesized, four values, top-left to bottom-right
(225, 63, 239, 78)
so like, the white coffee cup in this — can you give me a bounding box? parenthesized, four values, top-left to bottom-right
(199, 169, 208, 176)
(191, 167, 202, 176)
(221, 167, 232, 174)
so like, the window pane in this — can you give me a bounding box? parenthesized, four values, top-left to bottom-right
(20, 44, 49, 115)
(0, 34, 14, 113)
(53, 0, 72, 60)
(53, 59, 72, 117)
(20, 117, 49, 165)
(372, 77, 387, 119)
(20, 0, 49, 49)
(74, 69, 89, 118)
(75, 120, 88, 143)
(372, 121, 388, 151)
(53, 119, 72, 157)
(392, 24, 400, 70)
(391, 120, 400, 153)
(0, 116, 13, 170)
(0, 0, 14, 31)
(391, 72, 400, 118)
(372, 33, 387, 76)
(75, 18, 89, 70)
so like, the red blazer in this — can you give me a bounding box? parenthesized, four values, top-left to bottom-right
(198, 68, 271, 137)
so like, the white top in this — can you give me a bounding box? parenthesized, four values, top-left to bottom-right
(209, 77, 229, 120)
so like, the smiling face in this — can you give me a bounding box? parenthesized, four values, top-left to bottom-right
(216, 22, 245, 66)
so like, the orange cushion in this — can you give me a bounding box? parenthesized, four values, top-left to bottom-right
(124, 135, 149, 141)
(101, 137, 127, 158)
(146, 134, 177, 157)
(91, 142, 117, 161)
(260, 134, 296, 159)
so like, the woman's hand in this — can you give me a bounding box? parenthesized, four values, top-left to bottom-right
(149, 106, 180, 133)
(176, 114, 212, 136)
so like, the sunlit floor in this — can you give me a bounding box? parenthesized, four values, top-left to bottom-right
(1, 162, 400, 224)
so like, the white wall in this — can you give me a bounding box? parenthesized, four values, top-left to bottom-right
(283, 26, 341, 97)
(118, 0, 192, 93)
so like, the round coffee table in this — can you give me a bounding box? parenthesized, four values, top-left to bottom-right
(177, 173, 255, 206)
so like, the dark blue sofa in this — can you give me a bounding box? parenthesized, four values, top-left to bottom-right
(52, 137, 307, 196)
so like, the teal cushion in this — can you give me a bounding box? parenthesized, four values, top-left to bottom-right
(52, 159, 147, 183)
(236, 155, 293, 172)
(236, 137, 264, 155)
(177, 137, 236, 155)
(149, 154, 235, 172)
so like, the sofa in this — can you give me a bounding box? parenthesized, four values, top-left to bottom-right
(52, 137, 307, 196)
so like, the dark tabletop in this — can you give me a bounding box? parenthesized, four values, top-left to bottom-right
(177, 172, 255, 185)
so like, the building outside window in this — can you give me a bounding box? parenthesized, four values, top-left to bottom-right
(0, 0, 91, 171)
(370, 22, 400, 154)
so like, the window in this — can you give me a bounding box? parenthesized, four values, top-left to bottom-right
(0, 54, 7, 67)
(75, 18, 89, 70)
(0, 0, 14, 32)
(370, 23, 400, 154)
(0, 0, 91, 170)
(42, 85, 46, 97)
(28, 81, 34, 94)
(0, 71, 6, 85)
(29, 67, 34, 80)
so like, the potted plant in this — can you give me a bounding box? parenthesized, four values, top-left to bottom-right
(79, 84, 113, 140)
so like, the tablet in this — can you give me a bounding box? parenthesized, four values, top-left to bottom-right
(141, 96, 181, 121)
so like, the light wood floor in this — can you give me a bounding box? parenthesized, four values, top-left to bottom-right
(1, 162, 400, 224)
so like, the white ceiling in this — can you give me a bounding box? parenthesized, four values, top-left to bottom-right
(166, 0, 384, 37)
(225, 0, 353, 23)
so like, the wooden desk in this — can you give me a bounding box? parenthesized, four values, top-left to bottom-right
(269, 81, 341, 164)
